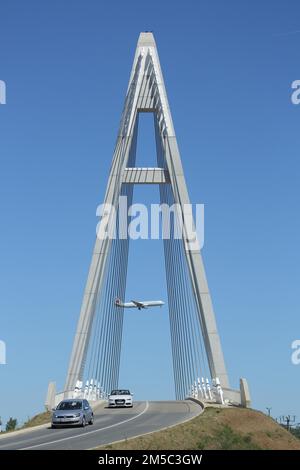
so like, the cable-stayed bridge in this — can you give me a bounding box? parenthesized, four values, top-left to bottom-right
(46, 32, 250, 410)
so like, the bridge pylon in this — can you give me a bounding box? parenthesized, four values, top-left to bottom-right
(61, 32, 248, 405)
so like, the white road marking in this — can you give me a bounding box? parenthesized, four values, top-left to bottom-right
(20, 401, 150, 450)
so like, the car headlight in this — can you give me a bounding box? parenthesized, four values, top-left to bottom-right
(74, 413, 81, 417)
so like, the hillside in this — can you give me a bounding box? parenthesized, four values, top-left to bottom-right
(98, 406, 300, 450)
(22, 411, 52, 429)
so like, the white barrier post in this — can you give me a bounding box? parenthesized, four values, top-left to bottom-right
(215, 377, 224, 405)
(79, 380, 83, 398)
(206, 378, 212, 400)
(197, 377, 203, 398)
(93, 381, 97, 401)
(84, 380, 89, 399)
(211, 378, 216, 401)
(201, 377, 208, 399)
(88, 379, 94, 400)
(74, 380, 83, 398)
(194, 381, 198, 398)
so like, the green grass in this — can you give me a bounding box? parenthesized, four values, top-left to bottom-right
(196, 424, 260, 450)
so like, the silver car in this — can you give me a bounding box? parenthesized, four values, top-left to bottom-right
(51, 399, 94, 428)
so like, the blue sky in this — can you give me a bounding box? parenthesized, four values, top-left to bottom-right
(0, 0, 300, 427)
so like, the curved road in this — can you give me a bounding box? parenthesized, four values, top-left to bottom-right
(0, 400, 202, 450)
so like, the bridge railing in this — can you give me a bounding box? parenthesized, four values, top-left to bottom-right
(189, 377, 225, 405)
(188, 377, 250, 408)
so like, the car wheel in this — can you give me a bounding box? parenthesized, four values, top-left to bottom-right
(81, 416, 86, 427)
(51, 424, 56, 429)
(89, 414, 94, 425)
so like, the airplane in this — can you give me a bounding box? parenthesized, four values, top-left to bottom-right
(115, 298, 164, 310)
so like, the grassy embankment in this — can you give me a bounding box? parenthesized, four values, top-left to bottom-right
(97, 407, 300, 450)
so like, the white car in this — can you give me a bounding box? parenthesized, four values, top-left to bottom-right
(108, 389, 133, 408)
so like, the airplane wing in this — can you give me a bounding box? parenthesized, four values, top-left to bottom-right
(131, 300, 146, 309)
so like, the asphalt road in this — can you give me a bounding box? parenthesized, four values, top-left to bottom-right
(0, 400, 202, 450)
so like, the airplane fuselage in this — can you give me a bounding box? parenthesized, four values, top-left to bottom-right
(115, 299, 164, 310)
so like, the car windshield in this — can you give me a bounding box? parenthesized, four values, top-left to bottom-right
(110, 390, 130, 395)
(57, 400, 83, 410)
